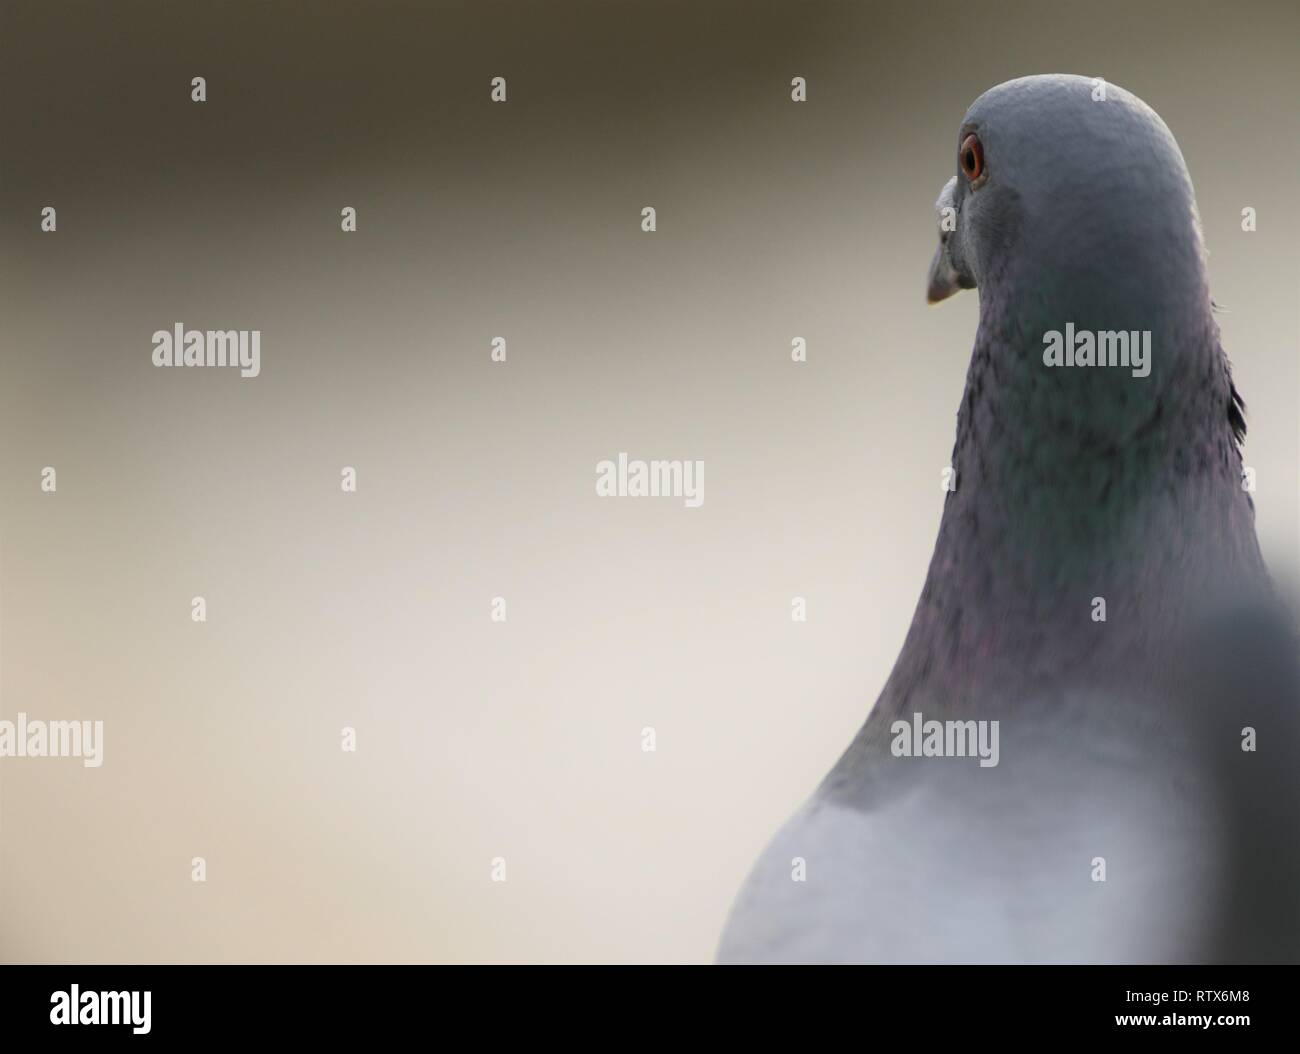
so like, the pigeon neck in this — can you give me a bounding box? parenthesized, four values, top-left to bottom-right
(891, 277, 1266, 699)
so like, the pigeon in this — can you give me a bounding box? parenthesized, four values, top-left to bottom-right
(717, 74, 1300, 964)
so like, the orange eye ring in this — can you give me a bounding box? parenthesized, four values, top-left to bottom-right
(959, 133, 984, 182)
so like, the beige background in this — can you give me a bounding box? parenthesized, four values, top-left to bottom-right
(1, 0, 1297, 962)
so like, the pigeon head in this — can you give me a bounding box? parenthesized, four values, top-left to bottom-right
(921, 73, 1243, 473)
(927, 74, 1209, 321)
(914, 75, 1257, 611)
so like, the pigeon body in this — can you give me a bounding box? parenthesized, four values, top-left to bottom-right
(718, 75, 1300, 964)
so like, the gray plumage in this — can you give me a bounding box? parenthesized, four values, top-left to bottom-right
(717, 75, 1300, 964)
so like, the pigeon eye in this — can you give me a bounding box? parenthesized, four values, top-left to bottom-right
(959, 134, 984, 183)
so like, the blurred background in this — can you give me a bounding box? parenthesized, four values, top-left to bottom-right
(1, 0, 1297, 962)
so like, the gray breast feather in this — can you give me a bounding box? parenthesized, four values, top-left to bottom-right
(717, 690, 1260, 964)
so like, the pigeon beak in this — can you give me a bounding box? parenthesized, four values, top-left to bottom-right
(927, 241, 962, 304)
(927, 176, 963, 304)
